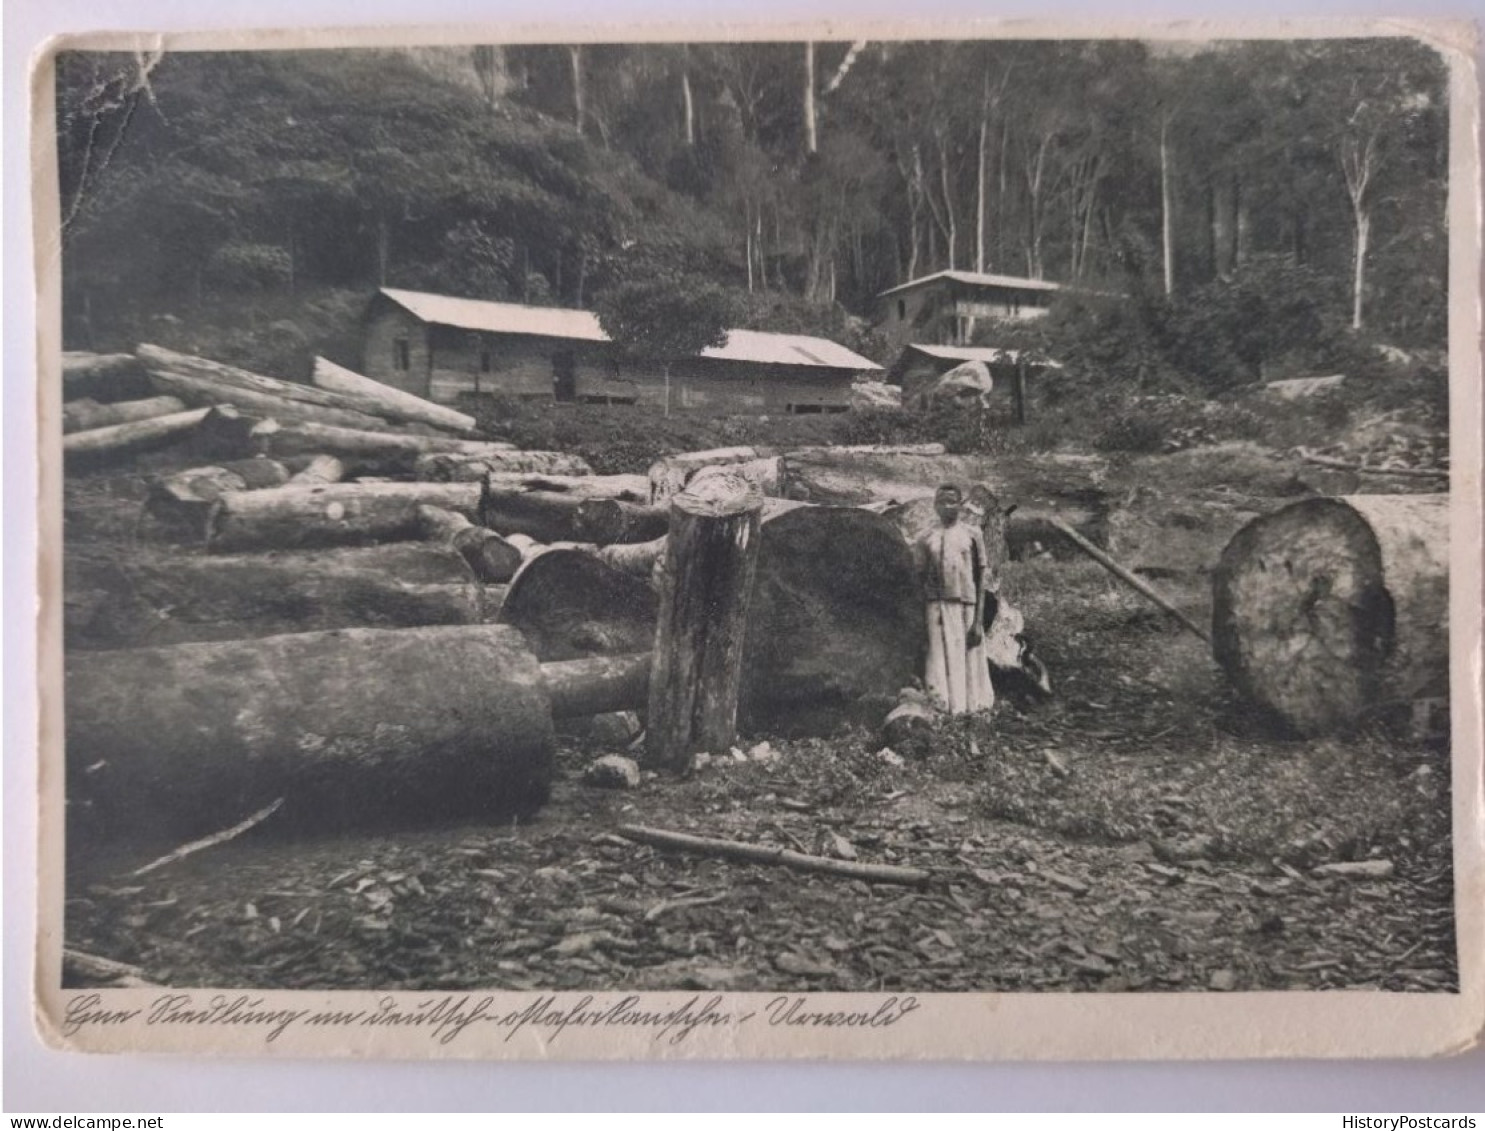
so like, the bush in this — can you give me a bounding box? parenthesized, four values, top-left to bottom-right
(206, 242, 294, 292)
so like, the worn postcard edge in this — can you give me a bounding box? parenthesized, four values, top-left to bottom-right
(28, 16, 1485, 1062)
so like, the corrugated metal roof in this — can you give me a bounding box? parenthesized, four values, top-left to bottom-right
(878, 270, 1063, 298)
(379, 288, 881, 372)
(906, 344, 1061, 369)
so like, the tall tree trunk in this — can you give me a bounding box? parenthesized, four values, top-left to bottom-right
(976, 72, 989, 274)
(1206, 177, 1219, 282)
(376, 214, 390, 287)
(938, 135, 958, 271)
(745, 202, 755, 292)
(681, 66, 695, 146)
(569, 45, 585, 133)
(1352, 211, 1371, 330)
(803, 42, 817, 155)
(1232, 173, 1246, 269)
(997, 117, 1010, 270)
(1160, 114, 1174, 296)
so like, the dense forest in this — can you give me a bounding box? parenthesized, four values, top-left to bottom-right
(56, 37, 1448, 386)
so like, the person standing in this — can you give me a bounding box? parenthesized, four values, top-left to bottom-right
(917, 484, 992, 715)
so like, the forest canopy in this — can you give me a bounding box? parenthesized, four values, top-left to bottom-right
(56, 38, 1449, 375)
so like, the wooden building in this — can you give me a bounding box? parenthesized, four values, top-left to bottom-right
(362, 288, 881, 414)
(876, 270, 1061, 346)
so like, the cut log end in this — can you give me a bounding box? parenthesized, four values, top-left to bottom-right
(1212, 495, 1448, 737)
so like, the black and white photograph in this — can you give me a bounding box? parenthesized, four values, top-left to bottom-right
(33, 22, 1482, 1060)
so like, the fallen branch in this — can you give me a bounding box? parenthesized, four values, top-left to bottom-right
(1046, 517, 1210, 642)
(1296, 447, 1448, 481)
(62, 949, 158, 988)
(132, 798, 284, 876)
(616, 823, 931, 887)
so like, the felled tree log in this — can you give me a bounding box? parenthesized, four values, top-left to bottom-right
(779, 448, 1004, 506)
(287, 455, 345, 486)
(542, 653, 652, 718)
(65, 544, 484, 649)
(481, 484, 668, 546)
(63, 407, 212, 463)
(313, 355, 477, 435)
(499, 549, 660, 660)
(476, 473, 650, 501)
(416, 504, 523, 583)
(597, 537, 667, 579)
(206, 482, 480, 553)
(251, 419, 514, 475)
(139, 343, 409, 425)
(62, 395, 186, 434)
(646, 471, 764, 771)
(1212, 494, 1449, 737)
(65, 625, 556, 844)
(648, 446, 773, 503)
(62, 352, 151, 402)
(740, 504, 924, 734)
(414, 451, 594, 482)
(145, 459, 293, 537)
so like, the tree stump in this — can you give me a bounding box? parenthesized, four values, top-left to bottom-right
(1212, 494, 1449, 736)
(646, 471, 764, 771)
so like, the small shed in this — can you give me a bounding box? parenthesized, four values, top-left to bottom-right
(362, 288, 881, 415)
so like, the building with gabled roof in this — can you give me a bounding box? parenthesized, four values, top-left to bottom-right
(363, 288, 881, 415)
(877, 270, 1061, 346)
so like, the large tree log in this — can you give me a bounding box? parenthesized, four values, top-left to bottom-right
(143, 358, 396, 433)
(542, 653, 652, 719)
(65, 543, 485, 649)
(287, 455, 346, 486)
(414, 451, 595, 482)
(779, 448, 1004, 506)
(251, 419, 515, 475)
(416, 504, 523, 583)
(65, 625, 556, 845)
(740, 504, 924, 734)
(62, 395, 186, 434)
(480, 483, 667, 546)
(498, 549, 660, 660)
(312, 355, 477, 435)
(477, 473, 650, 501)
(1212, 495, 1449, 737)
(206, 482, 481, 553)
(646, 472, 764, 770)
(597, 537, 667, 579)
(62, 352, 151, 402)
(62, 408, 212, 463)
(648, 446, 772, 503)
(145, 459, 293, 537)
(498, 506, 923, 736)
(138, 344, 412, 430)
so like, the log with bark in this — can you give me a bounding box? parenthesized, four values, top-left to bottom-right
(543, 653, 652, 719)
(205, 482, 481, 553)
(413, 451, 595, 482)
(480, 483, 668, 546)
(646, 471, 764, 770)
(64, 543, 486, 649)
(138, 344, 419, 428)
(251, 419, 515, 475)
(62, 395, 187, 434)
(476, 472, 650, 501)
(66, 625, 557, 844)
(596, 537, 667, 580)
(312, 355, 477, 434)
(779, 448, 1005, 506)
(62, 352, 151, 402)
(145, 459, 294, 537)
(416, 504, 523, 583)
(63, 407, 213, 464)
(648, 446, 773, 502)
(1212, 494, 1449, 737)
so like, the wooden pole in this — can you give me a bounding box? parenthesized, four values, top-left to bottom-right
(1048, 517, 1210, 642)
(645, 471, 764, 772)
